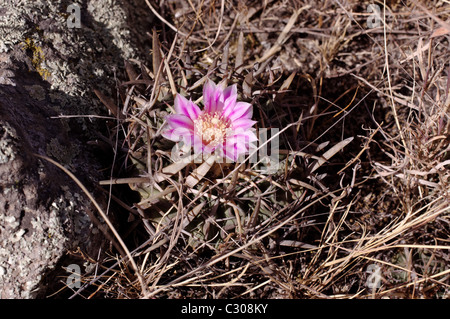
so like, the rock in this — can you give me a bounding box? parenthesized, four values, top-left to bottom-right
(0, 0, 153, 298)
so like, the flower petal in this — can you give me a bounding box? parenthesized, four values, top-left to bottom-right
(238, 102, 253, 119)
(166, 114, 194, 131)
(203, 143, 218, 154)
(231, 131, 258, 145)
(222, 143, 237, 162)
(222, 84, 237, 113)
(222, 91, 239, 118)
(203, 79, 224, 113)
(161, 128, 179, 141)
(174, 94, 201, 120)
(161, 127, 193, 142)
(231, 118, 257, 130)
(226, 102, 252, 121)
(223, 84, 236, 100)
(193, 134, 204, 154)
(223, 141, 247, 162)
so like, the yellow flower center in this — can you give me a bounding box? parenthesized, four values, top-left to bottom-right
(194, 112, 231, 147)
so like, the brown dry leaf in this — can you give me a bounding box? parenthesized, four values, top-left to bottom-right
(243, 71, 254, 98)
(276, 71, 296, 102)
(124, 60, 138, 82)
(140, 62, 153, 84)
(235, 31, 244, 74)
(431, 26, 450, 38)
(220, 42, 230, 74)
(94, 89, 124, 119)
(152, 28, 162, 77)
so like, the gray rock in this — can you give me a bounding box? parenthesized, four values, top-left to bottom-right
(0, 0, 153, 298)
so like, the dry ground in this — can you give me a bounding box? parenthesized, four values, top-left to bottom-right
(53, 0, 449, 299)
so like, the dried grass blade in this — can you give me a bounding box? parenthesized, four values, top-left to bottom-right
(144, 0, 204, 42)
(310, 137, 354, 173)
(276, 71, 296, 102)
(235, 31, 244, 74)
(99, 177, 149, 185)
(164, 33, 178, 97)
(185, 154, 216, 188)
(257, 5, 310, 63)
(137, 186, 177, 209)
(164, 58, 177, 97)
(181, 202, 206, 229)
(162, 155, 196, 175)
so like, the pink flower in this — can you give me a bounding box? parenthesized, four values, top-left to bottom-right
(162, 80, 257, 162)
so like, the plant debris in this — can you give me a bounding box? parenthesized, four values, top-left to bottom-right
(61, 0, 449, 299)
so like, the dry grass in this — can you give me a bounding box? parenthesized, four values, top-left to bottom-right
(58, 0, 449, 299)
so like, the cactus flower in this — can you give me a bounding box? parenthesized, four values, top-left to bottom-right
(162, 80, 257, 162)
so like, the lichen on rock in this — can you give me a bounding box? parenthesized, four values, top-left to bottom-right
(0, 120, 17, 165)
(0, 0, 154, 298)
